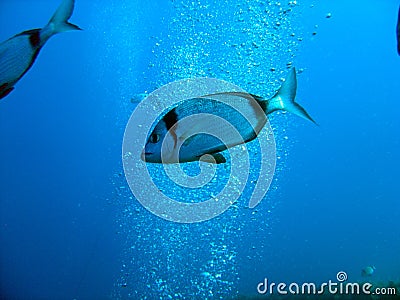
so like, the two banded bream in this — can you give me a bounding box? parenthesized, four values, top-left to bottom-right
(0, 0, 81, 100)
(142, 68, 316, 164)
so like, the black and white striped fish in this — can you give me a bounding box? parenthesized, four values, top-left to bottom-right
(142, 68, 316, 164)
(0, 0, 81, 100)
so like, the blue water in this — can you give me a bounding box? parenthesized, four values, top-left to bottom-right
(1, 0, 399, 299)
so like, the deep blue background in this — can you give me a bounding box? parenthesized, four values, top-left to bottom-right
(1, 0, 399, 299)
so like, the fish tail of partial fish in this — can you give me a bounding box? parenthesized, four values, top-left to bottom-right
(397, 5, 400, 56)
(43, 0, 81, 39)
(266, 68, 317, 125)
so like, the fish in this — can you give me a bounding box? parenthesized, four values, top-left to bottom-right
(397, 5, 400, 56)
(0, 0, 81, 100)
(142, 68, 316, 164)
(361, 266, 376, 277)
(131, 93, 149, 104)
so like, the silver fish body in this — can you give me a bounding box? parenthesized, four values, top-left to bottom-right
(143, 68, 316, 164)
(0, 0, 81, 100)
(0, 30, 42, 98)
(151, 95, 266, 164)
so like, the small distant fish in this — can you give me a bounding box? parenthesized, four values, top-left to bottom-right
(0, 0, 81, 100)
(131, 93, 149, 104)
(142, 68, 316, 164)
(397, 5, 400, 55)
(361, 266, 376, 277)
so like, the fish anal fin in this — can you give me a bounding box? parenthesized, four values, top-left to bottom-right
(199, 153, 226, 164)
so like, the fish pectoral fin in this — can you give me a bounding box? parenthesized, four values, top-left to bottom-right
(199, 153, 226, 164)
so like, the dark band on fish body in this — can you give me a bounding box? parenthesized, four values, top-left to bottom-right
(163, 108, 178, 130)
(10, 29, 43, 83)
(252, 94, 267, 112)
(29, 31, 41, 48)
(17, 29, 41, 48)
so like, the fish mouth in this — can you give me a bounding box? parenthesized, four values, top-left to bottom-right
(141, 151, 153, 161)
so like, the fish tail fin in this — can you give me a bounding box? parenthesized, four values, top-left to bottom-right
(267, 68, 317, 125)
(46, 0, 81, 34)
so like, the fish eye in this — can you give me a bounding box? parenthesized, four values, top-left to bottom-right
(149, 133, 160, 144)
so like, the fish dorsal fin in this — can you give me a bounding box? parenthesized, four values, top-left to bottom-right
(198, 92, 267, 134)
(202, 92, 263, 103)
